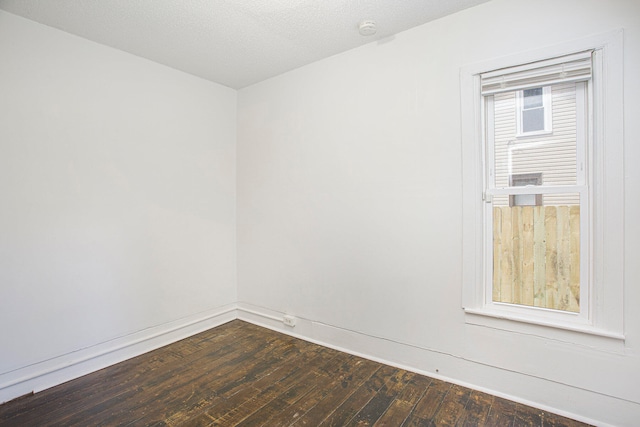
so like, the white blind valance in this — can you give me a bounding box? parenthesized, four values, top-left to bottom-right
(481, 51, 593, 95)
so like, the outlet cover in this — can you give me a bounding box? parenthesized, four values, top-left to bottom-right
(283, 315, 296, 327)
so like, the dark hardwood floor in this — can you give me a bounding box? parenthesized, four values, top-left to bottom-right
(0, 320, 590, 426)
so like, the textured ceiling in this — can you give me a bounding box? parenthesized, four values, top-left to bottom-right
(0, 0, 490, 89)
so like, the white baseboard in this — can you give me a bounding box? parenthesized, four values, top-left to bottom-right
(0, 304, 237, 404)
(2, 302, 633, 426)
(236, 302, 626, 427)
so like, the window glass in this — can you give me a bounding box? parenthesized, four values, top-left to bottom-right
(493, 84, 578, 189)
(522, 108, 545, 132)
(492, 194, 581, 312)
(489, 82, 583, 314)
(523, 88, 543, 108)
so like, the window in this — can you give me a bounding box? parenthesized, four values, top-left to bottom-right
(516, 86, 551, 135)
(460, 31, 624, 341)
(486, 53, 589, 318)
(509, 173, 542, 207)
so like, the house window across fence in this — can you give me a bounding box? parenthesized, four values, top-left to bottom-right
(516, 86, 552, 136)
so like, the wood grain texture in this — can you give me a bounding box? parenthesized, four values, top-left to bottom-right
(493, 205, 580, 312)
(0, 320, 591, 427)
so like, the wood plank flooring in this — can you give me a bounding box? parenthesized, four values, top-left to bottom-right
(0, 320, 590, 426)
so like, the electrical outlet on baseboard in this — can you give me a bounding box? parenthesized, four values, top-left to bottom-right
(283, 315, 296, 327)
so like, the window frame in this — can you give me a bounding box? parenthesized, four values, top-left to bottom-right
(484, 80, 590, 325)
(460, 30, 624, 343)
(516, 86, 552, 136)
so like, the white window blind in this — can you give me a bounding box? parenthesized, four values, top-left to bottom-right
(481, 51, 593, 95)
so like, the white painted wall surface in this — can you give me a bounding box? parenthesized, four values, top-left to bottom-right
(237, 0, 640, 425)
(0, 10, 237, 397)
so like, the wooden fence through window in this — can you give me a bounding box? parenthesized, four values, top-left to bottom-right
(492, 205, 580, 312)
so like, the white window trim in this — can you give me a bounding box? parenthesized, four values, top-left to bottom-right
(460, 30, 624, 344)
(515, 86, 552, 137)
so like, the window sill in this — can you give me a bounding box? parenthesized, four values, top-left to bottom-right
(463, 307, 625, 348)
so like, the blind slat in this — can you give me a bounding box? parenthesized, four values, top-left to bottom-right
(481, 51, 593, 95)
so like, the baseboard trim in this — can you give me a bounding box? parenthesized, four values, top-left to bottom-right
(236, 302, 615, 427)
(0, 304, 237, 404)
(1, 302, 629, 426)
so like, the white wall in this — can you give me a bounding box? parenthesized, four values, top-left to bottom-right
(0, 11, 237, 399)
(2, 1, 639, 424)
(237, 0, 640, 425)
